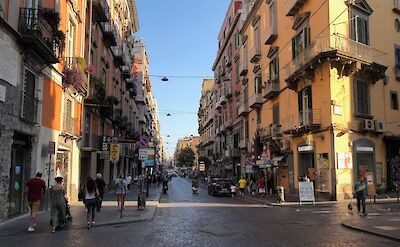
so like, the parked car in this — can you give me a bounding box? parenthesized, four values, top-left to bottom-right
(208, 178, 233, 196)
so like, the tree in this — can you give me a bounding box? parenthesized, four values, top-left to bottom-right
(177, 147, 195, 167)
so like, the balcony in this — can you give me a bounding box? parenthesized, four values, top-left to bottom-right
(263, 78, 280, 100)
(125, 78, 133, 90)
(63, 57, 89, 95)
(285, 0, 308, 17)
(250, 47, 261, 64)
(62, 116, 76, 136)
(239, 62, 248, 76)
(226, 119, 233, 130)
(220, 123, 226, 134)
(101, 21, 117, 46)
(219, 95, 227, 106)
(264, 25, 278, 45)
(282, 109, 321, 135)
(226, 56, 232, 67)
(249, 93, 264, 109)
(92, 0, 109, 22)
(112, 47, 125, 66)
(122, 64, 131, 79)
(283, 34, 387, 89)
(238, 102, 249, 116)
(239, 139, 249, 150)
(271, 124, 282, 139)
(18, 8, 62, 64)
(135, 95, 146, 104)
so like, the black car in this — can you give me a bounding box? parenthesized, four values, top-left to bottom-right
(208, 178, 233, 196)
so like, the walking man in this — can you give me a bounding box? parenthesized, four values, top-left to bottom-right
(95, 173, 107, 212)
(238, 176, 247, 197)
(354, 176, 367, 216)
(26, 172, 46, 232)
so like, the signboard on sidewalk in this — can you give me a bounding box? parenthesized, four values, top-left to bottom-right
(299, 182, 315, 205)
(110, 144, 120, 162)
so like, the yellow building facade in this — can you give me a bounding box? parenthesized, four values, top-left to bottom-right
(238, 0, 400, 200)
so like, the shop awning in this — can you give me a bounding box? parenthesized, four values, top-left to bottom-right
(272, 156, 286, 162)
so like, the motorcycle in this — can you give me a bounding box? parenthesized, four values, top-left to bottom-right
(162, 182, 168, 194)
(192, 185, 198, 194)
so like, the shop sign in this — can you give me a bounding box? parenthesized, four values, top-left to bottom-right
(356, 146, 374, 152)
(299, 182, 315, 204)
(199, 162, 206, 172)
(100, 150, 109, 160)
(110, 144, 120, 162)
(144, 159, 155, 167)
(298, 145, 313, 152)
(337, 152, 352, 169)
(245, 165, 253, 173)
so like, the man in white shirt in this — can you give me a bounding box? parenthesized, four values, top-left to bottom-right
(126, 175, 133, 191)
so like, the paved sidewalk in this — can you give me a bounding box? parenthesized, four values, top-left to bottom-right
(0, 183, 162, 237)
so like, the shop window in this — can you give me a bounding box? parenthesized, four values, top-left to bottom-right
(390, 91, 399, 110)
(354, 78, 370, 116)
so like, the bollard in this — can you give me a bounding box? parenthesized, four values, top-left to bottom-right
(277, 186, 285, 204)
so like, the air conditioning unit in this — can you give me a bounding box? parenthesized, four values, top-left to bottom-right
(375, 120, 386, 133)
(360, 119, 375, 131)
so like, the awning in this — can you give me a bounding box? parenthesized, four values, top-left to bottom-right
(272, 156, 286, 162)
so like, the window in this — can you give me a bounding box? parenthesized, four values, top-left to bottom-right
(235, 62, 240, 83)
(349, 2, 372, 46)
(354, 78, 370, 115)
(66, 19, 76, 57)
(243, 43, 248, 66)
(395, 46, 400, 76)
(254, 74, 262, 94)
(269, 56, 279, 80)
(254, 25, 261, 54)
(298, 86, 312, 113)
(256, 109, 261, 124)
(269, 0, 277, 32)
(0, 0, 5, 19)
(292, 26, 310, 59)
(391, 91, 399, 110)
(21, 69, 37, 123)
(273, 103, 280, 125)
(234, 32, 240, 48)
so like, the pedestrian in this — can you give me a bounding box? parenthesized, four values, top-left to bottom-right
(267, 169, 274, 196)
(85, 177, 99, 229)
(157, 172, 162, 186)
(238, 176, 247, 197)
(25, 172, 46, 232)
(126, 174, 132, 191)
(230, 184, 237, 198)
(250, 179, 257, 197)
(50, 177, 66, 233)
(354, 176, 367, 216)
(95, 173, 107, 212)
(258, 177, 266, 197)
(115, 175, 128, 210)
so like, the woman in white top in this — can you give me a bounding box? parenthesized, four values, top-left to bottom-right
(85, 177, 99, 229)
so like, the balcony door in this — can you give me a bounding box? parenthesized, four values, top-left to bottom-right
(66, 19, 76, 58)
(25, 0, 38, 8)
(298, 86, 312, 126)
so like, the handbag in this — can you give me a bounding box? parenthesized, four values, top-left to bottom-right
(78, 191, 85, 201)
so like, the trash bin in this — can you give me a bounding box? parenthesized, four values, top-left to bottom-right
(277, 186, 285, 203)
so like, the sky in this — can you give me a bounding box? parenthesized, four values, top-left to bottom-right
(136, 0, 230, 156)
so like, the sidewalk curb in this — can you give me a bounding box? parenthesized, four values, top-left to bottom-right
(341, 221, 400, 243)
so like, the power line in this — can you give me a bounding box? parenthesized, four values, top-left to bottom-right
(149, 74, 213, 79)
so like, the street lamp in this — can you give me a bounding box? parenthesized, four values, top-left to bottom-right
(161, 76, 169, 82)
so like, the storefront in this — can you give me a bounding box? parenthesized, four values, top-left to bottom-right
(353, 139, 376, 182)
(297, 144, 315, 180)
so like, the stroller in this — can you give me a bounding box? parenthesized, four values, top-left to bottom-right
(50, 197, 73, 226)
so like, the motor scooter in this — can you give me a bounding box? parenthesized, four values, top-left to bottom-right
(192, 185, 198, 194)
(162, 182, 168, 194)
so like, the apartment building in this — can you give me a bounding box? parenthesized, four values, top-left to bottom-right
(235, 0, 400, 200)
(80, 0, 140, 188)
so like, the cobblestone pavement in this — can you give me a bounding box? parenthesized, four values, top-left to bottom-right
(0, 177, 399, 247)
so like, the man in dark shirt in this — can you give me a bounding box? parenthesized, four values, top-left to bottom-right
(26, 172, 46, 232)
(95, 173, 107, 212)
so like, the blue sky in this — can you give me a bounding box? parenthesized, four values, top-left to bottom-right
(136, 0, 230, 156)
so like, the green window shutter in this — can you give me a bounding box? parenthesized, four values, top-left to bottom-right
(304, 27, 310, 48)
(292, 37, 296, 59)
(298, 91, 303, 112)
(306, 86, 312, 109)
(254, 77, 257, 94)
(276, 57, 280, 81)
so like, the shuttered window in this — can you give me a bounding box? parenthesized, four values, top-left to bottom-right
(292, 26, 310, 59)
(355, 78, 370, 115)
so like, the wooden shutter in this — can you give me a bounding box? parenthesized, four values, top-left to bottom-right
(273, 103, 280, 125)
(292, 37, 296, 59)
(298, 90, 303, 112)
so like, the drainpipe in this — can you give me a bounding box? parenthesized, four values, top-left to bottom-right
(330, 124, 337, 201)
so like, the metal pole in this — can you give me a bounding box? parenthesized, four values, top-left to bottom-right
(46, 154, 51, 211)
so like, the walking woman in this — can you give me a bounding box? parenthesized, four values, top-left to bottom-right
(51, 177, 66, 233)
(85, 177, 99, 229)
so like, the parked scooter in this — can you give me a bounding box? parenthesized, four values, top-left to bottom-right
(192, 185, 198, 194)
(192, 179, 198, 194)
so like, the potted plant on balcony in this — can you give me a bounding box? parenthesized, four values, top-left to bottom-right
(40, 8, 60, 29)
(62, 65, 84, 93)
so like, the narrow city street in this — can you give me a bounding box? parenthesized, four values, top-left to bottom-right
(0, 177, 399, 247)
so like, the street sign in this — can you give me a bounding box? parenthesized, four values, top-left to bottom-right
(48, 141, 56, 155)
(110, 144, 120, 162)
(139, 135, 149, 148)
(100, 150, 109, 160)
(139, 148, 148, 160)
(144, 159, 155, 167)
(147, 147, 155, 155)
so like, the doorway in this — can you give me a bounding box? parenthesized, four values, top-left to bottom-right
(8, 147, 25, 216)
(299, 152, 315, 180)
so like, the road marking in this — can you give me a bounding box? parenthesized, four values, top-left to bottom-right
(157, 202, 266, 208)
(374, 226, 399, 231)
(367, 212, 382, 216)
(388, 218, 400, 221)
(311, 210, 333, 214)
